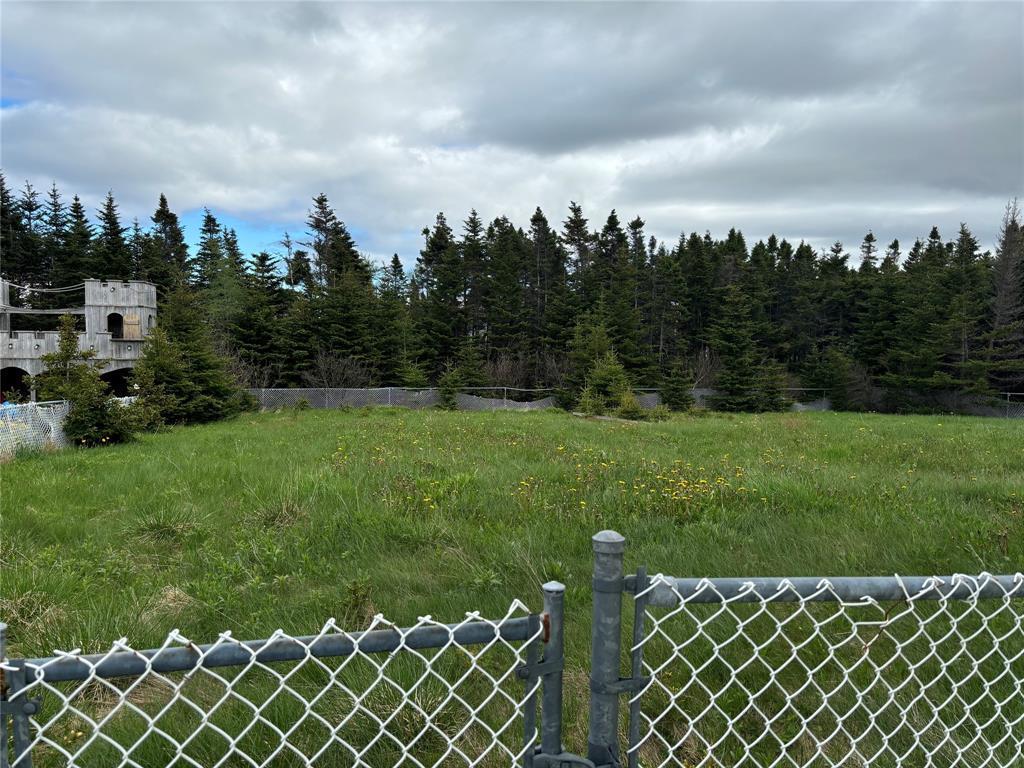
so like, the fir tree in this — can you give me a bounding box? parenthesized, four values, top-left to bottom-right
(56, 196, 95, 287)
(94, 191, 132, 278)
(140, 194, 189, 291)
(191, 208, 224, 289)
(709, 284, 777, 412)
(156, 286, 244, 422)
(982, 201, 1024, 390)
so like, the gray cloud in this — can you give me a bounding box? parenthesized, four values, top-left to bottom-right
(1, 1, 1021, 265)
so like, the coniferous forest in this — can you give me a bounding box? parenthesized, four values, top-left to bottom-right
(2, 173, 1023, 413)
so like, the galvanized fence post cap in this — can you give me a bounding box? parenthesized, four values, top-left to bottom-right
(542, 581, 566, 594)
(592, 530, 625, 554)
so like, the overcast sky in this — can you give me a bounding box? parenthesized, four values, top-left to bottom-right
(2, 1, 1022, 267)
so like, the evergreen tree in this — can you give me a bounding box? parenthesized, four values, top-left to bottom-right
(562, 202, 595, 305)
(55, 196, 95, 287)
(0, 173, 28, 282)
(461, 210, 488, 339)
(982, 201, 1024, 391)
(12, 182, 45, 290)
(660, 358, 695, 411)
(941, 223, 991, 389)
(414, 212, 464, 374)
(41, 183, 67, 291)
(565, 312, 614, 399)
(156, 286, 244, 422)
(709, 284, 779, 412)
(94, 191, 132, 278)
(191, 208, 224, 289)
(140, 194, 189, 291)
(33, 314, 134, 446)
(304, 193, 370, 287)
(231, 251, 287, 386)
(483, 216, 529, 364)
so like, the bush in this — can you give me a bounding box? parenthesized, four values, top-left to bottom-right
(647, 404, 671, 421)
(577, 384, 604, 416)
(588, 352, 631, 405)
(615, 390, 646, 421)
(32, 315, 135, 447)
(437, 361, 464, 410)
(62, 378, 135, 447)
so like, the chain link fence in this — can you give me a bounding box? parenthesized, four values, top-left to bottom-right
(4, 531, 1023, 768)
(0, 402, 70, 458)
(1, 602, 548, 768)
(0, 398, 138, 458)
(247, 388, 559, 412)
(608, 555, 1024, 767)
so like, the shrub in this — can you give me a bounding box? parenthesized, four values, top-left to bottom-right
(577, 384, 604, 416)
(32, 315, 135, 447)
(647, 404, 671, 421)
(588, 352, 631, 405)
(615, 390, 646, 421)
(437, 361, 464, 410)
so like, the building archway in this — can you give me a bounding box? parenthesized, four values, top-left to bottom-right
(1, 366, 31, 402)
(107, 312, 124, 339)
(100, 367, 134, 397)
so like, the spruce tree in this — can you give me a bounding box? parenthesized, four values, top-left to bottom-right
(941, 223, 991, 389)
(982, 201, 1024, 391)
(231, 252, 287, 386)
(461, 210, 488, 339)
(56, 196, 94, 287)
(414, 212, 464, 374)
(33, 314, 134, 446)
(191, 208, 224, 289)
(375, 255, 413, 384)
(140, 194, 189, 291)
(94, 191, 132, 278)
(709, 284, 769, 412)
(41, 183, 67, 291)
(156, 286, 244, 422)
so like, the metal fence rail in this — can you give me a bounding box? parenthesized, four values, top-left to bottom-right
(0, 594, 567, 768)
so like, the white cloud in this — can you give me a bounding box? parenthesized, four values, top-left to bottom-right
(1, 1, 1021, 263)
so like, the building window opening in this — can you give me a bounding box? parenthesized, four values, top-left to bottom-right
(107, 312, 124, 339)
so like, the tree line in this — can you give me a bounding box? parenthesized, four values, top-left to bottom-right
(2, 173, 1022, 414)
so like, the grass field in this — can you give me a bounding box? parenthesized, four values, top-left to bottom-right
(3, 408, 1023, 764)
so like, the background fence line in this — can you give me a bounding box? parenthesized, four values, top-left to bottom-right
(6, 387, 1019, 458)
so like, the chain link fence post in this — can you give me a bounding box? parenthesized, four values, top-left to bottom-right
(539, 581, 565, 759)
(588, 530, 625, 767)
(1, 622, 8, 768)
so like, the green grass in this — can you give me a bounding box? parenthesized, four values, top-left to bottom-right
(3, 408, 1023, 765)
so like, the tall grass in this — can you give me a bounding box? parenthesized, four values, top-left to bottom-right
(3, 409, 1022, 765)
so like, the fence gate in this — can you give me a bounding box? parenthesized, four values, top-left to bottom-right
(587, 531, 1024, 768)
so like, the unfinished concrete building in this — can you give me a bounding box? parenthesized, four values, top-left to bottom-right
(0, 279, 158, 399)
